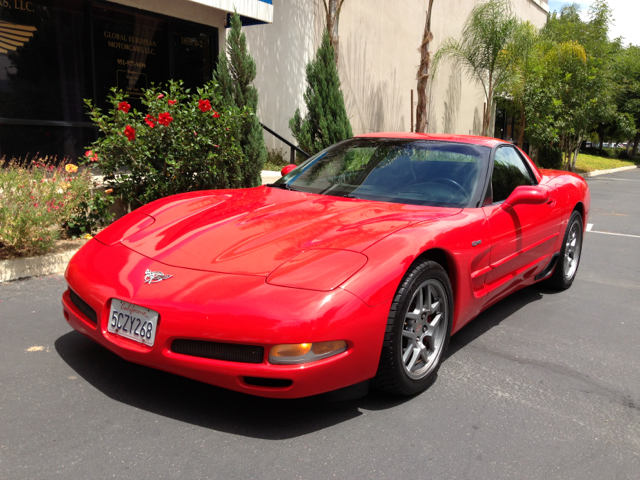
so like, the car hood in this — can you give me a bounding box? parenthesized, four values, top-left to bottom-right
(122, 186, 461, 276)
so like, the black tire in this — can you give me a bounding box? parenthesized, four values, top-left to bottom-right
(547, 210, 583, 290)
(372, 260, 453, 396)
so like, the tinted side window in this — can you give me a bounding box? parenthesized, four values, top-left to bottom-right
(492, 147, 535, 203)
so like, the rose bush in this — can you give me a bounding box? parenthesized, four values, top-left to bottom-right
(0, 159, 92, 257)
(85, 80, 249, 208)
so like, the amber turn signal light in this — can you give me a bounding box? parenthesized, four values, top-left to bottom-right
(269, 340, 347, 365)
(270, 343, 312, 358)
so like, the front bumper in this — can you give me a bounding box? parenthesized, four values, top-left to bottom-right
(62, 240, 390, 398)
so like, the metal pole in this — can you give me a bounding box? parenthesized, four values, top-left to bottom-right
(290, 146, 295, 165)
(411, 90, 414, 133)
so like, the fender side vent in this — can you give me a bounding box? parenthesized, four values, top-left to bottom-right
(70, 289, 97, 324)
(172, 339, 264, 364)
(244, 377, 293, 388)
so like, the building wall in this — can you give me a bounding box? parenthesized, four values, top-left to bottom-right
(108, 0, 228, 53)
(245, 0, 547, 152)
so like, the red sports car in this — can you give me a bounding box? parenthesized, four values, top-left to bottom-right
(62, 133, 590, 399)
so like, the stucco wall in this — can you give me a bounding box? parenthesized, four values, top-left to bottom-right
(244, 0, 548, 152)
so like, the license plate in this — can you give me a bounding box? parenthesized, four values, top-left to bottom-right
(108, 299, 159, 346)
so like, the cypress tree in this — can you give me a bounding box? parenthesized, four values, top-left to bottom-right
(290, 30, 353, 155)
(214, 12, 267, 187)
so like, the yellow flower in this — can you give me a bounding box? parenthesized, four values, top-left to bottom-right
(83, 234, 93, 239)
(65, 164, 78, 173)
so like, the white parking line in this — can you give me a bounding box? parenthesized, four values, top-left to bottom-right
(588, 230, 640, 239)
(586, 223, 593, 231)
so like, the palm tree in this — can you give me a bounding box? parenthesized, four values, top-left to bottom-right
(323, 0, 347, 65)
(433, 0, 519, 136)
(416, 0, 436, 134)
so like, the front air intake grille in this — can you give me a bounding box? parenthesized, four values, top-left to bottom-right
(70, 289, 97, 324)
(171, 339, 264, 364)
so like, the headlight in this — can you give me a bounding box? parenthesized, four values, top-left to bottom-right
(269, 341, 348, 365)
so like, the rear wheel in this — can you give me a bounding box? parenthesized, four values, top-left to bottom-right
(373, 260, 452, 395)
(547, 210, 583, 290)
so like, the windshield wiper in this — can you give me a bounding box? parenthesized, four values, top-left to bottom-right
(266, 183, 302, 192)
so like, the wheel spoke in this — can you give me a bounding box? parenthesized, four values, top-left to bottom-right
(416, 288, 424, 312)
(420, 346, 430, 364)
(430, 313, 442, 330)
(406, 311, 421, 321)
(407, 348, 420, 370)
(430, 299, 441, 313)
(402, 329, 416, 338)
(402, 345, 414, 363)
(426, 285, 432, 312)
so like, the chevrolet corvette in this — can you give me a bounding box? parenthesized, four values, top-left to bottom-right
(62, 133, 590, 398)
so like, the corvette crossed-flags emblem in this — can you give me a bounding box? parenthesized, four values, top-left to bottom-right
(144, 269, 173, 284)
(0, 21, 37, 54)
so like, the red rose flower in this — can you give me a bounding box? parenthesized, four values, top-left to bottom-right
(158, 112, 173, 126)
(198, 99, 211, 113)
(124, 125, 136, 141)
(118, 101, 131, 113)
(157, 93, 165, 99)
(145, 114, 156, 128)
(212, 111, 220, 119)
(168, 99, 177, 106)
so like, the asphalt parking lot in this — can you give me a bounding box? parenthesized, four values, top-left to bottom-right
(1, 169, 639, 479)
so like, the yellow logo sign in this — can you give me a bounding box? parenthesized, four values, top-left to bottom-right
(0, 20, 37, 54)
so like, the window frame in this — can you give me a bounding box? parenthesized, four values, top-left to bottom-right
(481, 144, 539, 206)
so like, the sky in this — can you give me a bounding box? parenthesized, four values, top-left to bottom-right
(548, 0, 640, 46)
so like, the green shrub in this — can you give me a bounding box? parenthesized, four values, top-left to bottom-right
(290, 30, 353, 155)
(537, 144, 563, 169)
(85, 80, 248, 208)
(264, 148, 290, 171)
(0, 159, 91, 257)
(214, 12, 267, 187)
(66, 190, 115, 238)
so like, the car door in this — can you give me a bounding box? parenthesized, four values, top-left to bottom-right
(482, 145, 561, 303)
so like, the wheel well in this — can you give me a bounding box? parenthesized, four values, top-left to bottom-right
(414, 248, 456, 299)
(573, 202, 584, 219)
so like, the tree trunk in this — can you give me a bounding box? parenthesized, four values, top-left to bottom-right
(415, 0, 436, 134)
(571, 134, 583, 172)
(632, 131, 640, 158)
(626, 139, 632, 156)
(323, 0, 345, 66)
(518, 102, 526, 149)
(484, 83, 493, 136)
(598, 125, 605, 153)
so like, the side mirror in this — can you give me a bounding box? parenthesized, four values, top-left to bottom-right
(502, 185, 549, 208)
(281, 164, 296, 176)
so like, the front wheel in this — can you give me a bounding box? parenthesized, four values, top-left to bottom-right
(547, 210, 583, 290)
(373, 260, 453, 396)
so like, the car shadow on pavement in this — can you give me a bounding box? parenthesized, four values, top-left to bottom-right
(54, 331, 412, 440)
(445, 283, 560, 360)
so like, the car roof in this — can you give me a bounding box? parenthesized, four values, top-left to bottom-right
(355, 132, 507, 148)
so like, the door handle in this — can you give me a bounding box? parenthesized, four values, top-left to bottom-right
(546, 196, 556, 207)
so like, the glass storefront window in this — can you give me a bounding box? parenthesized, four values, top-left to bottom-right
(0, 1, 218, 161)
(0, 0, 88, 122)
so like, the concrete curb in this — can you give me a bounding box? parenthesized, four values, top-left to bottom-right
(579, 165, 639, 178)
(0, 248, 79, 283)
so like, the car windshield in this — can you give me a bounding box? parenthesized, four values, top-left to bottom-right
(272, 138, 490, 207)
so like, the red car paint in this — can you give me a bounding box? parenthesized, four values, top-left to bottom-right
(62, 133, 590, 398)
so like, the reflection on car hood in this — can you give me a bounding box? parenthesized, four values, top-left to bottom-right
(122, 186, 461, 276)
